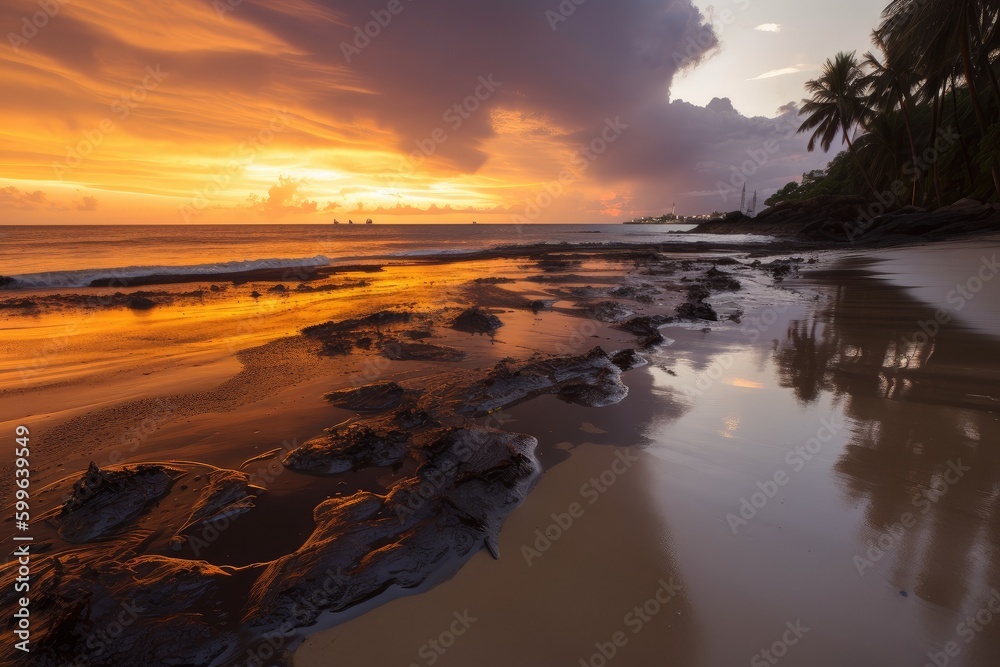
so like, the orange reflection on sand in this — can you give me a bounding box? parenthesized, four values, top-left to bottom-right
(724, 377, 765, 389)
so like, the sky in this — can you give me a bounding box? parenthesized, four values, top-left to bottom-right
(0, 0, 886, 224)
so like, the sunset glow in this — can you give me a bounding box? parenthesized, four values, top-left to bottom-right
(0, 0, 876, 224)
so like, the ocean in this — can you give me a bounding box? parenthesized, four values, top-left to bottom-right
(0, 223, 784, 289)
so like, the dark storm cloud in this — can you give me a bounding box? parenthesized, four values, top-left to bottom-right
(232, 0, 721, 172)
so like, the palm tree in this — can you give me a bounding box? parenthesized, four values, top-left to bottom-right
(864, 32, 922, 203)
(798, 52, 879, 194)
(855, 110, 911, 202)
(880, 0, 1000, 200)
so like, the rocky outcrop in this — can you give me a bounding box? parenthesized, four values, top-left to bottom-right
(0, 550, 235, 667)
(325, 381, 408, 411)
(244, 427, 540, 628)
(178, 469, 261, 536)
(585, 300, 634, 323)
(282, 410, 425, 474)
(381, 340, 467, 362)
(692, 195, 1000, 244)
(50, 463, 182, 543)
(303, 310, 417, 356)
(452, 307, 504, 334)
(460, 347, 633, 414)
(126, 296, 157, 310)
(618, 315, 673, 347)
(10, 330, 645, 665)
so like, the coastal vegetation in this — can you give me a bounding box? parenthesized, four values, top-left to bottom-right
(768, 0, 1000, 209)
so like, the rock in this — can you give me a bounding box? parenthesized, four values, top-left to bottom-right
(676, 301, 718, 321)
(0, 298, 38, 310)
(557, 365, 630, 407)
(586, 301, 634, 323)
(610, 284, 659, 303)
(250, 291, 262, 298)
(610, 349, 648, 371)
(617, 315, 672, 347)
(452, 307, 504, 334)
(304, 310, 413, 337)
(245, 427, 540, 629)
(304, 310, 417, 357)
(0, 553, 235, 666)
(473, 277, 516, 284)
(127, 296, 157, 310)
(50, 463, 182, 543)
(944, 198, 983, 211)
(325, 381, 408, 411)
(381, 341, 466, 362)
(283, 423, 411, 474)
(460, 347, 631, 414)
(178, 469, 260, 535)
(703, 266, 741, 292)
(268, 284, 287, 293)
(405, 329, 434, 340)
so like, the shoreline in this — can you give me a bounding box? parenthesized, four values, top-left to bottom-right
(295, 238, 1000, 667)
(2, 235, 999, 666)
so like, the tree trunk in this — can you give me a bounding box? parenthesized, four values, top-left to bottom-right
(951, 78, 977, 187)
(900, 99, 920, 205)
(960, 8, 1000, 200)
(967, 4, 1000, 118)
(842, 122, 879, 195)
(930, 89, 944, 208)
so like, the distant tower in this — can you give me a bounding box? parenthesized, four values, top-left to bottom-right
(740, 184, 746, 213)
(747, 191, 758, 218)
(671, 202, 676, 217)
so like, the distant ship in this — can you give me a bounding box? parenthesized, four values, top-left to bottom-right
(366, 218, 373, 225)
(348, 219, 354, 225)
(472, 221, 478, 225)
(333, 219, 340, 225)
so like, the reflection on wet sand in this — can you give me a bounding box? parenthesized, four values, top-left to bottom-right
(785, 260, 1000, 665)
(295, 446, 702, 667)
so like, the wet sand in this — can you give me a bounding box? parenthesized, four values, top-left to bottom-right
(2, 237, 999, 666)
(296, 239, 1000, 667)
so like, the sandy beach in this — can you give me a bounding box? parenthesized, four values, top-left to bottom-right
(7, 0, 1000, 662)
(1, 231, 998, 666)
